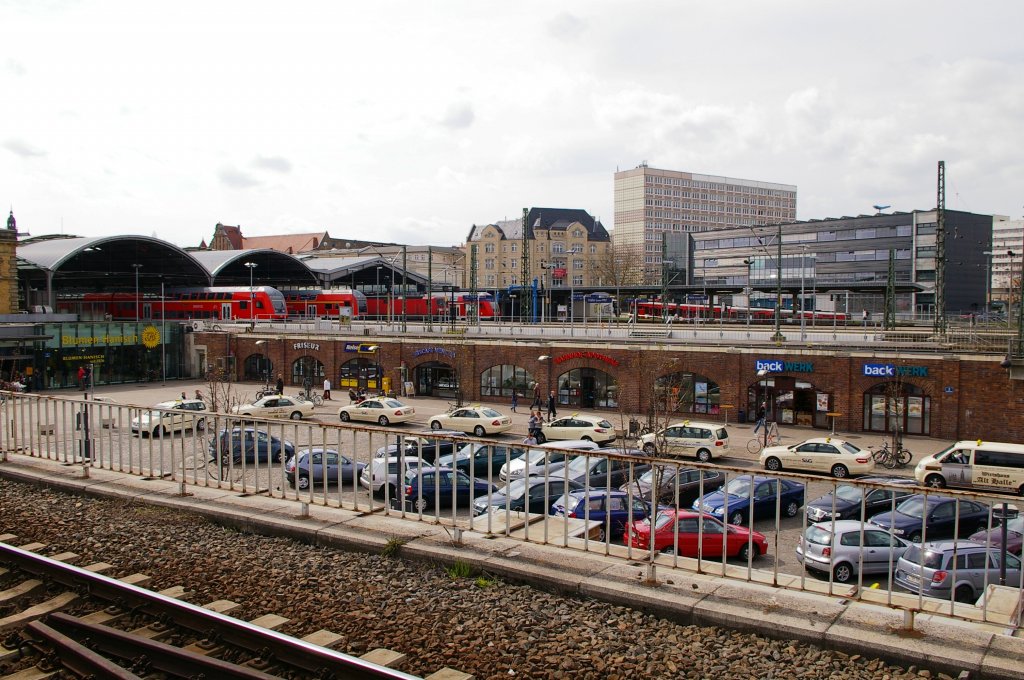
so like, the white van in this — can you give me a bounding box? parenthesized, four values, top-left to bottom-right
(638, 420, 730, 463)
(915, 440, 1024, 495)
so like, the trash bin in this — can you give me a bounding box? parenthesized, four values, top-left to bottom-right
(738, 409, 747, 424)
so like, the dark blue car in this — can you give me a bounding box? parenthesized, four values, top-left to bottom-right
(395, 466, 496, 512)
(209, 427, 294, 464)
(285, 448, 366, 490)
(550, 489, 650, 540)
(692, 474, 805, 526)
(437, 442, 528, 478)
(869, 494, 991, 543)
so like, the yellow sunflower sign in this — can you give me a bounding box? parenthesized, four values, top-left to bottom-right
(141, 325, 161, 349)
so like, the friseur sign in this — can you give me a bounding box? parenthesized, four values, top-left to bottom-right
(862, 363, 929, 377)
(755, 359, 813, 373)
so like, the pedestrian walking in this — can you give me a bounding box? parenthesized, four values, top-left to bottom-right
(323, 377, 332, 400)
(753, 402, 767, 433)
(527, 411, 540, 439)
(511, 391, 518, 413)
(275, 374, 284, 395)
(546, 390, 557, 422)
(78, 366, 86, 391)
(532, 382, 542, 409)
(522, 433, 537, 446)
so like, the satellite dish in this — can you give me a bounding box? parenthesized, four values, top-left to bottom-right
(873, 205, 891, 212)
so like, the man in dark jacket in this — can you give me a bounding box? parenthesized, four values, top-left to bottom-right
(275, 374, 284, 395)
(546, 390, 557, 422)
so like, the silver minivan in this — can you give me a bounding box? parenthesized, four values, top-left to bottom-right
(893, 540, 1023, 603)
(796, 520, 911, 583)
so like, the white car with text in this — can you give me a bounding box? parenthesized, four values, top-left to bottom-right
(429, 406, 512, 437)
(339, 398, 416, 426)
(760, 437, 874, 478)
(232, 395, 314, 421)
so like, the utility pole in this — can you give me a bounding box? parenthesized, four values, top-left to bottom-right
(934, 160, 947, 336)
(401, 245, 408, 332)
(469, 244, 478, 325)
(883, 249, 896, 330)
(772, 222, 785, 343)
(520, 208, 531, 323)
(427, 247, 433, 332)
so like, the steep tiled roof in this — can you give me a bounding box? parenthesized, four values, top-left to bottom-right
(467, 208, 610, 243)
(241, 232, 328, 254)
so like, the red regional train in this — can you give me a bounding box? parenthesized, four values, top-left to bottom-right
(364, 292, 496, 320)
(283, 289, 368, 319)
(633, 300, 848, 322)
(55, 286, 289, 321)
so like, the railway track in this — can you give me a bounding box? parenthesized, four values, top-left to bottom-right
(0, 537, 469, 680)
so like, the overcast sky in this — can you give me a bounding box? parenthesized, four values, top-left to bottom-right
(3, 1, 1022, 249)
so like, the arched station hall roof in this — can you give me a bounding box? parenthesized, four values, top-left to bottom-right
(188, 249, 318, 287)
(17, 235, 213, 296)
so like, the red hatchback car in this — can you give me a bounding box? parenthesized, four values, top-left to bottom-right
(625, 509, 769, 560)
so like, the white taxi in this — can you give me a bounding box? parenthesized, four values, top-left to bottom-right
(338, 398, 416, 426)
(232, 395, 315, 421)
(131, 399, 207, 437)
(638, 420, 729, 463)
(429, 406, 512, 437)
(760, 437, 875, 478)
(539, 413, 616, 445)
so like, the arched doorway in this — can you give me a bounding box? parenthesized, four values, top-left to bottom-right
(748, 376, 832, 428)
(416, 361, 458, 398)
(243, 353, 273, 381)
(555, 368, 617, 409)
(480, 365, 536, 398)
(291, 356, 324, 387)
(338, 357, 382, 392)
(863, 382, 931, 435)
(655, 371, 720, 416)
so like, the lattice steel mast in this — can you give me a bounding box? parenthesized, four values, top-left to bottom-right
(934, 160, 946, 335)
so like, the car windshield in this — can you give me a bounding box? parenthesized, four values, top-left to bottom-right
(563, 455, 600, 477)
(902, 545, 945, 569)
(840, 442, 863, 455)
(503, 478, 530, 499)
(522, 449, 552, 466)
(384, 400, 404, 408)
(1007, 517, 1024, 533)
(834, 485, 864, 502)
(653, 512, 680, 530)
(895, 496, 928, 519)
(552, 493, 575, 510)
(637, 465, 679, 485)
(481, 408, 501, 418)
(804, 525, 834, 545)
(724, 477, 753, 496)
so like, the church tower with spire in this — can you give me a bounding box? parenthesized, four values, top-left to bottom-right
(0, 210, 20, 313)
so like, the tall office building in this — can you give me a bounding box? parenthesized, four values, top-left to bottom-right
(613, 163, 797, 277)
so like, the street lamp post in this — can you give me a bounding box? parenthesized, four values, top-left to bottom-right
(743, 258, 753, 331)
(131, 264, 143, 322)
(510, 294, 517, 332)
(1008, 250, 1017, 328)
(983, 250, 993, 313)
(375, 265, 382, 321)
(800, 245, 807, 340)
(244, 262, 257, 322)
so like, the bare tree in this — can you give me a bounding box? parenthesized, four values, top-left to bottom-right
(204, 366, 245, 415)
(592, 242, 645, 317)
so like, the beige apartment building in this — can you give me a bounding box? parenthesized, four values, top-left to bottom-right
(464, 208, 612, 293)
(613, 163, 798, 275)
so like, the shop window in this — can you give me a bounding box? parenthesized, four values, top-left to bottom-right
(863, 382, 930, 436)
(291, 356, 324, 386)
(480, 365, 536, 398)
(656, 371, 720, 415)
(338, 357, 381, 389)
(555, 368, 618, 409)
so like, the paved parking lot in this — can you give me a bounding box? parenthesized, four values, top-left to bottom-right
(24, 379, 965, 589)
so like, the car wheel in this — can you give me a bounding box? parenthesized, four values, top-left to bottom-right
(289, 411, 303, 421)
(297, 474, 310, 490)
(582, 435, 593, 442)
(924, 474, 946, 489)
(729, 510, 745, 526)
(378, 415, 390, 426)
(738, 543, 760, 561)
(196, 418, 206, 431)
(764, 457, 782, 472)
(659, 545, 675, 554)
(595, 526, 606, 542)
(152, 425, 164, 438)
(954, 584, 974, 604)
(535, 433, 547, 444)
(831, 464, 849, 479)
(430, 420, 442, 431)
(785, 501, 799, 517)
(340, 411, 351, 422)
(473, 425, 486, 437)
(385, 484, 398, 499)
(643, 443, 656, 455)
(697, 449, 712, 463)
(833, 562, 854, 583)
(414, 498, 427, 512)
(908, 531, 922, 543)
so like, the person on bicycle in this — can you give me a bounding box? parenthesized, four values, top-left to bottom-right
(753, 402, 767, 433)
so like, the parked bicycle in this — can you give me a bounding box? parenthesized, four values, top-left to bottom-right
(297, 388, 324, 407)
(746, 422, 780, 454)
(871, 441, 912, 469)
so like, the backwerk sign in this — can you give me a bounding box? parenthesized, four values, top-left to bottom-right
(755, 359, 813, 373)
(862, 363, 929, 377)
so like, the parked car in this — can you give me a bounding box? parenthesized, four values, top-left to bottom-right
(393, 466, 497, 512)
(554, 451, 650, 489)
(804, 476, 918, 523)
(436, 442, 528, 478)
(969, 515, 1024, 555)
(130, 398, 207, 437)
(869, 495, 991, 543)
(760, 437, 875, 478)
(208, 427, 294, 464)
(638, 421, 729, 462)
(472, 477, 585, 516)
(550, 489, 650, 541)
(428, 406, 513, 436)
(232, 394, 314, 421)
(498, 440, 600, 482)
(538, 414, 617, 445)
(692, 474, 805, 526)
(796, 520, 911, 583)
(374, 431, 465, 463)
(625, 509, 768, 561)
(894, 540, 1023, 603)
(339, 398, 416, 426)
(284, 448, 365, 490)
(359, 455, 427, 495)
(619, 464, 726, 507)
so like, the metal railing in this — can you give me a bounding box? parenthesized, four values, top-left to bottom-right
(1, 390, 1020, 632)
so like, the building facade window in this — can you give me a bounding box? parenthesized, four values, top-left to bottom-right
(555, 368, 617, 409)
(480, 364, 536, 398)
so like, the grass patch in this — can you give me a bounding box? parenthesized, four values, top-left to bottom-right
(381, 536, 408, 558)
(474, 575, 496, 588)
(444, 560, 473, 579)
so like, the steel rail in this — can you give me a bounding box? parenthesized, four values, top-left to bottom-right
(24, 619, 142, 680)
(0, 542, 421, 680)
